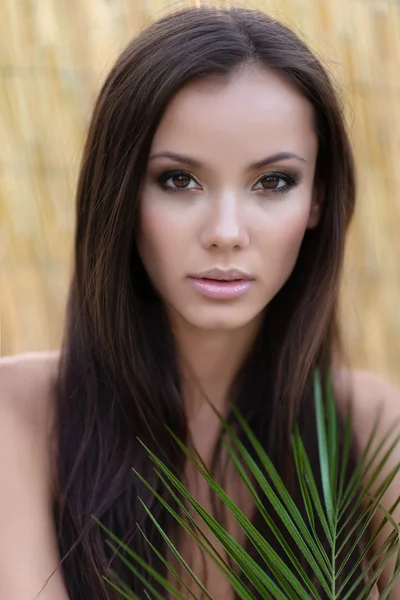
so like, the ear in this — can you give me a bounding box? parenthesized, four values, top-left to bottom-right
(306, 182, 324, 229)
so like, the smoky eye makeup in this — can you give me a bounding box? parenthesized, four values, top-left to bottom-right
(252, 170, 304, 195)
(153, 170, 201, 192)
(151, 166, 305, 196)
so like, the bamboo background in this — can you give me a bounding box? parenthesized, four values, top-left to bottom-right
(0, 0, 399, 385)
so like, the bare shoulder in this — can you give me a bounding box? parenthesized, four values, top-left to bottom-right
(333, 367, 400, 493)
(333, 367, 400, 440)
(0, 349, 61, 496)
(350, 368, 400, 407)
(0, 350, 69, 598)
(333, 368, 400, 594)
(0, 349, 60, 411)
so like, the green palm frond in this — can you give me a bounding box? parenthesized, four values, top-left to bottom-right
(92, 370, 400, 599)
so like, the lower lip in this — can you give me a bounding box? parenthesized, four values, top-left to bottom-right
(188, 277, 254, 299)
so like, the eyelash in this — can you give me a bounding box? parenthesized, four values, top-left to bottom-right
(155, 169, 301, 196)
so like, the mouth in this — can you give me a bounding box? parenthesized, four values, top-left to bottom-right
(190, 277, 249, 284)
(187, 276, 255, 299)
(190, 268, 254, 282)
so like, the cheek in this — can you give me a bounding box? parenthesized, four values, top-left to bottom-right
(262, 207, 310, 266)
(137, 202, 185, 280)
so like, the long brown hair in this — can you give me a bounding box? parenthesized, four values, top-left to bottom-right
(54, 5, 360, 598)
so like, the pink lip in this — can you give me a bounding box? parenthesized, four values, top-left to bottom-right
(188, 277, 254, 299)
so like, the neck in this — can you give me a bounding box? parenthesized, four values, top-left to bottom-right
(170, 314, 263, 426)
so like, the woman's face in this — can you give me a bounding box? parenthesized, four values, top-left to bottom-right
(137, 66, 321, 333)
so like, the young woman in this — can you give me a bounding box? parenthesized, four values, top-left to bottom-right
(1, 5, 399, 600)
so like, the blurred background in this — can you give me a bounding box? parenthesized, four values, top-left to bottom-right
(0, 0, 399, 385)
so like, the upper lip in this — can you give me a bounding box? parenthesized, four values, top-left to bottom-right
(190, 268, 254, 281)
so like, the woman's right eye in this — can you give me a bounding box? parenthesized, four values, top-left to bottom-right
(156, 170, 201, 192)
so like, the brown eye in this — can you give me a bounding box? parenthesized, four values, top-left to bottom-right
(171, 173, 192, 188)
(253, 172, 298, 195)
(157, 170, 200, 192)
(260, 175, 284, 190)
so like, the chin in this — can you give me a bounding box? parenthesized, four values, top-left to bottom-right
(180, 306, 263, 332)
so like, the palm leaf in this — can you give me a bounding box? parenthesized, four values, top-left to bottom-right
(93, 370, 400, 599)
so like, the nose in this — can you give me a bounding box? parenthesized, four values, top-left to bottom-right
(199, 191, 250, 251)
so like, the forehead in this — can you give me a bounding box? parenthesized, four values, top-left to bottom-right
(150, 66, 318, 164)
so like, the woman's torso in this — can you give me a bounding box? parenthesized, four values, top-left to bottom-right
(0, 350, 381, 599)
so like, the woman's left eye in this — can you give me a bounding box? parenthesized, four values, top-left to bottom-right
(253, 173, 297, 194)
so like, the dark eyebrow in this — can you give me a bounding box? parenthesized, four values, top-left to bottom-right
(148, 151, 307, 169)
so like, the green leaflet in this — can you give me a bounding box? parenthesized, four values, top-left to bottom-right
(93, 370, 400, 599)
